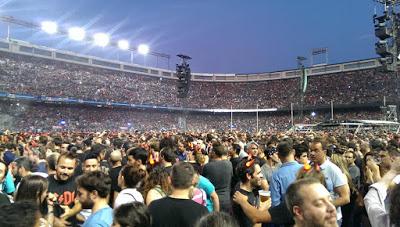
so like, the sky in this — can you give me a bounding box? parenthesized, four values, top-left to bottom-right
(0, 0, 383, 74)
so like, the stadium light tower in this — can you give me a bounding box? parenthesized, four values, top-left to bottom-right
(118, 40, 129, 50)
(41, 21, 58, 34)
(138, 44, 149, 55)
(93, 33, 110, 47)
(68, 27, 86, 41)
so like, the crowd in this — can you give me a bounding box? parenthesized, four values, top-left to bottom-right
(0, 51, 398, 109)
(0, 129, 398, 227)
(0, 101, 384, 132)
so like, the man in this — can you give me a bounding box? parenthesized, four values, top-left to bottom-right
(82, 152, 101, 173)
(310, 138, 350, 224)
(240, 141, 259, 159)
(76, 171, 113, 227)
(0, 201, 42, 227)
(294, 143, 309, 165)
(270, 142, 303, 207)
(285, 178, 338, 227)
(127, 147, 148, 170)
(260, 145, 281, 184)
(202, 143, 233, 213)
(47, 152, 78, 226)
(232, 158, 264, 227)
(343, 150, 360, 189)
(160, 146, 177, 175)
(149, 162, 208, 227)
(109, 149, 123, 206)
(364, 160, 400, 227)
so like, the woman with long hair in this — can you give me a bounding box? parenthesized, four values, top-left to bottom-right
(142, 165, 170, 205)
(14, 174, 55, 226)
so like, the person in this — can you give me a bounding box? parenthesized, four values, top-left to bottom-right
(159, 146, 176, 175)
(148, 162, 208, 227)
(260, 145, 281, 185)
(294, 143, 309, 165)
(195, 212, 239, 227)
(112, 202, 151, 227)
(389, 183, 400, 227)
(285, 178, 338, 227)
(82, 152, 100, 173)
(109, 149, 123, 206)
(193, 165, 220, 212)
(47, 151, 78, 226)
(114, 163, 146, 208)
(14, 174, 55, 226)
(233, 163, 325, 226)
(0, 201, 42, 227)
(202, 143, 233, 213)
(270, 141, 302, 207)
(76, 170, 113, 227)
(0, 160, 11, 205)
(142, 166, 169, 205)
(127, 147, 148, 170)
(344, 150, 361, 189)
(364, 160, 400, 227)
(310, 138, 350, 224)
(232, 158, 264, 227)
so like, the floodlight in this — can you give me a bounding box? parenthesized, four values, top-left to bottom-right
(118, 40, 129, 50)
(93, 33, 110, 47)
(138, 44, 149, 55)
(41, 21, 58, 34)
(68, 27, 86, 41)
(311, 112, 316, 117)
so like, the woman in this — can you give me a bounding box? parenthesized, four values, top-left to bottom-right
(114, 163, 146, 208)
(14, 174, 55, 227)
(142, 166, 170, 205)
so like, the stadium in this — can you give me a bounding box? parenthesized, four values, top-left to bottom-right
(0, 1, 399, 227)
(0, 38, 397, 132)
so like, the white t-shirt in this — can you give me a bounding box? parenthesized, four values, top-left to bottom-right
(114, 188, 144, 208)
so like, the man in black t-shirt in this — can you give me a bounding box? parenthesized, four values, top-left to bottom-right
(202, 144, 233, 213)
(149, 162, 208, 227)
(47, 152, 78, 226)
(109, 150, 123, 207)
(232, 158, 263, 227)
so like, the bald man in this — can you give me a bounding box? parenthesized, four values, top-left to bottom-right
(109, 150, 123, 206)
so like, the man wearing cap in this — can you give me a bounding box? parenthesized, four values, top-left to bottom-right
(261, 145, 281, 185)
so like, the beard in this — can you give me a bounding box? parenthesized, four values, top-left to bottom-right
(81, 198, 94, 209)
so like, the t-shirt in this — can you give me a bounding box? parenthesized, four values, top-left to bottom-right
(149, 196, 208, 227)
(269, 202, 294, 226)
(202, 160, 233, 213)
(320, 159, 347, 221)
(47, 174, 77, 225)
(232, 188, 258, 227)
(198, 175, 216, 212)
(109, 165, 122, 206)
(114, 188, 144, 208)
(83, 206, 113, 227)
